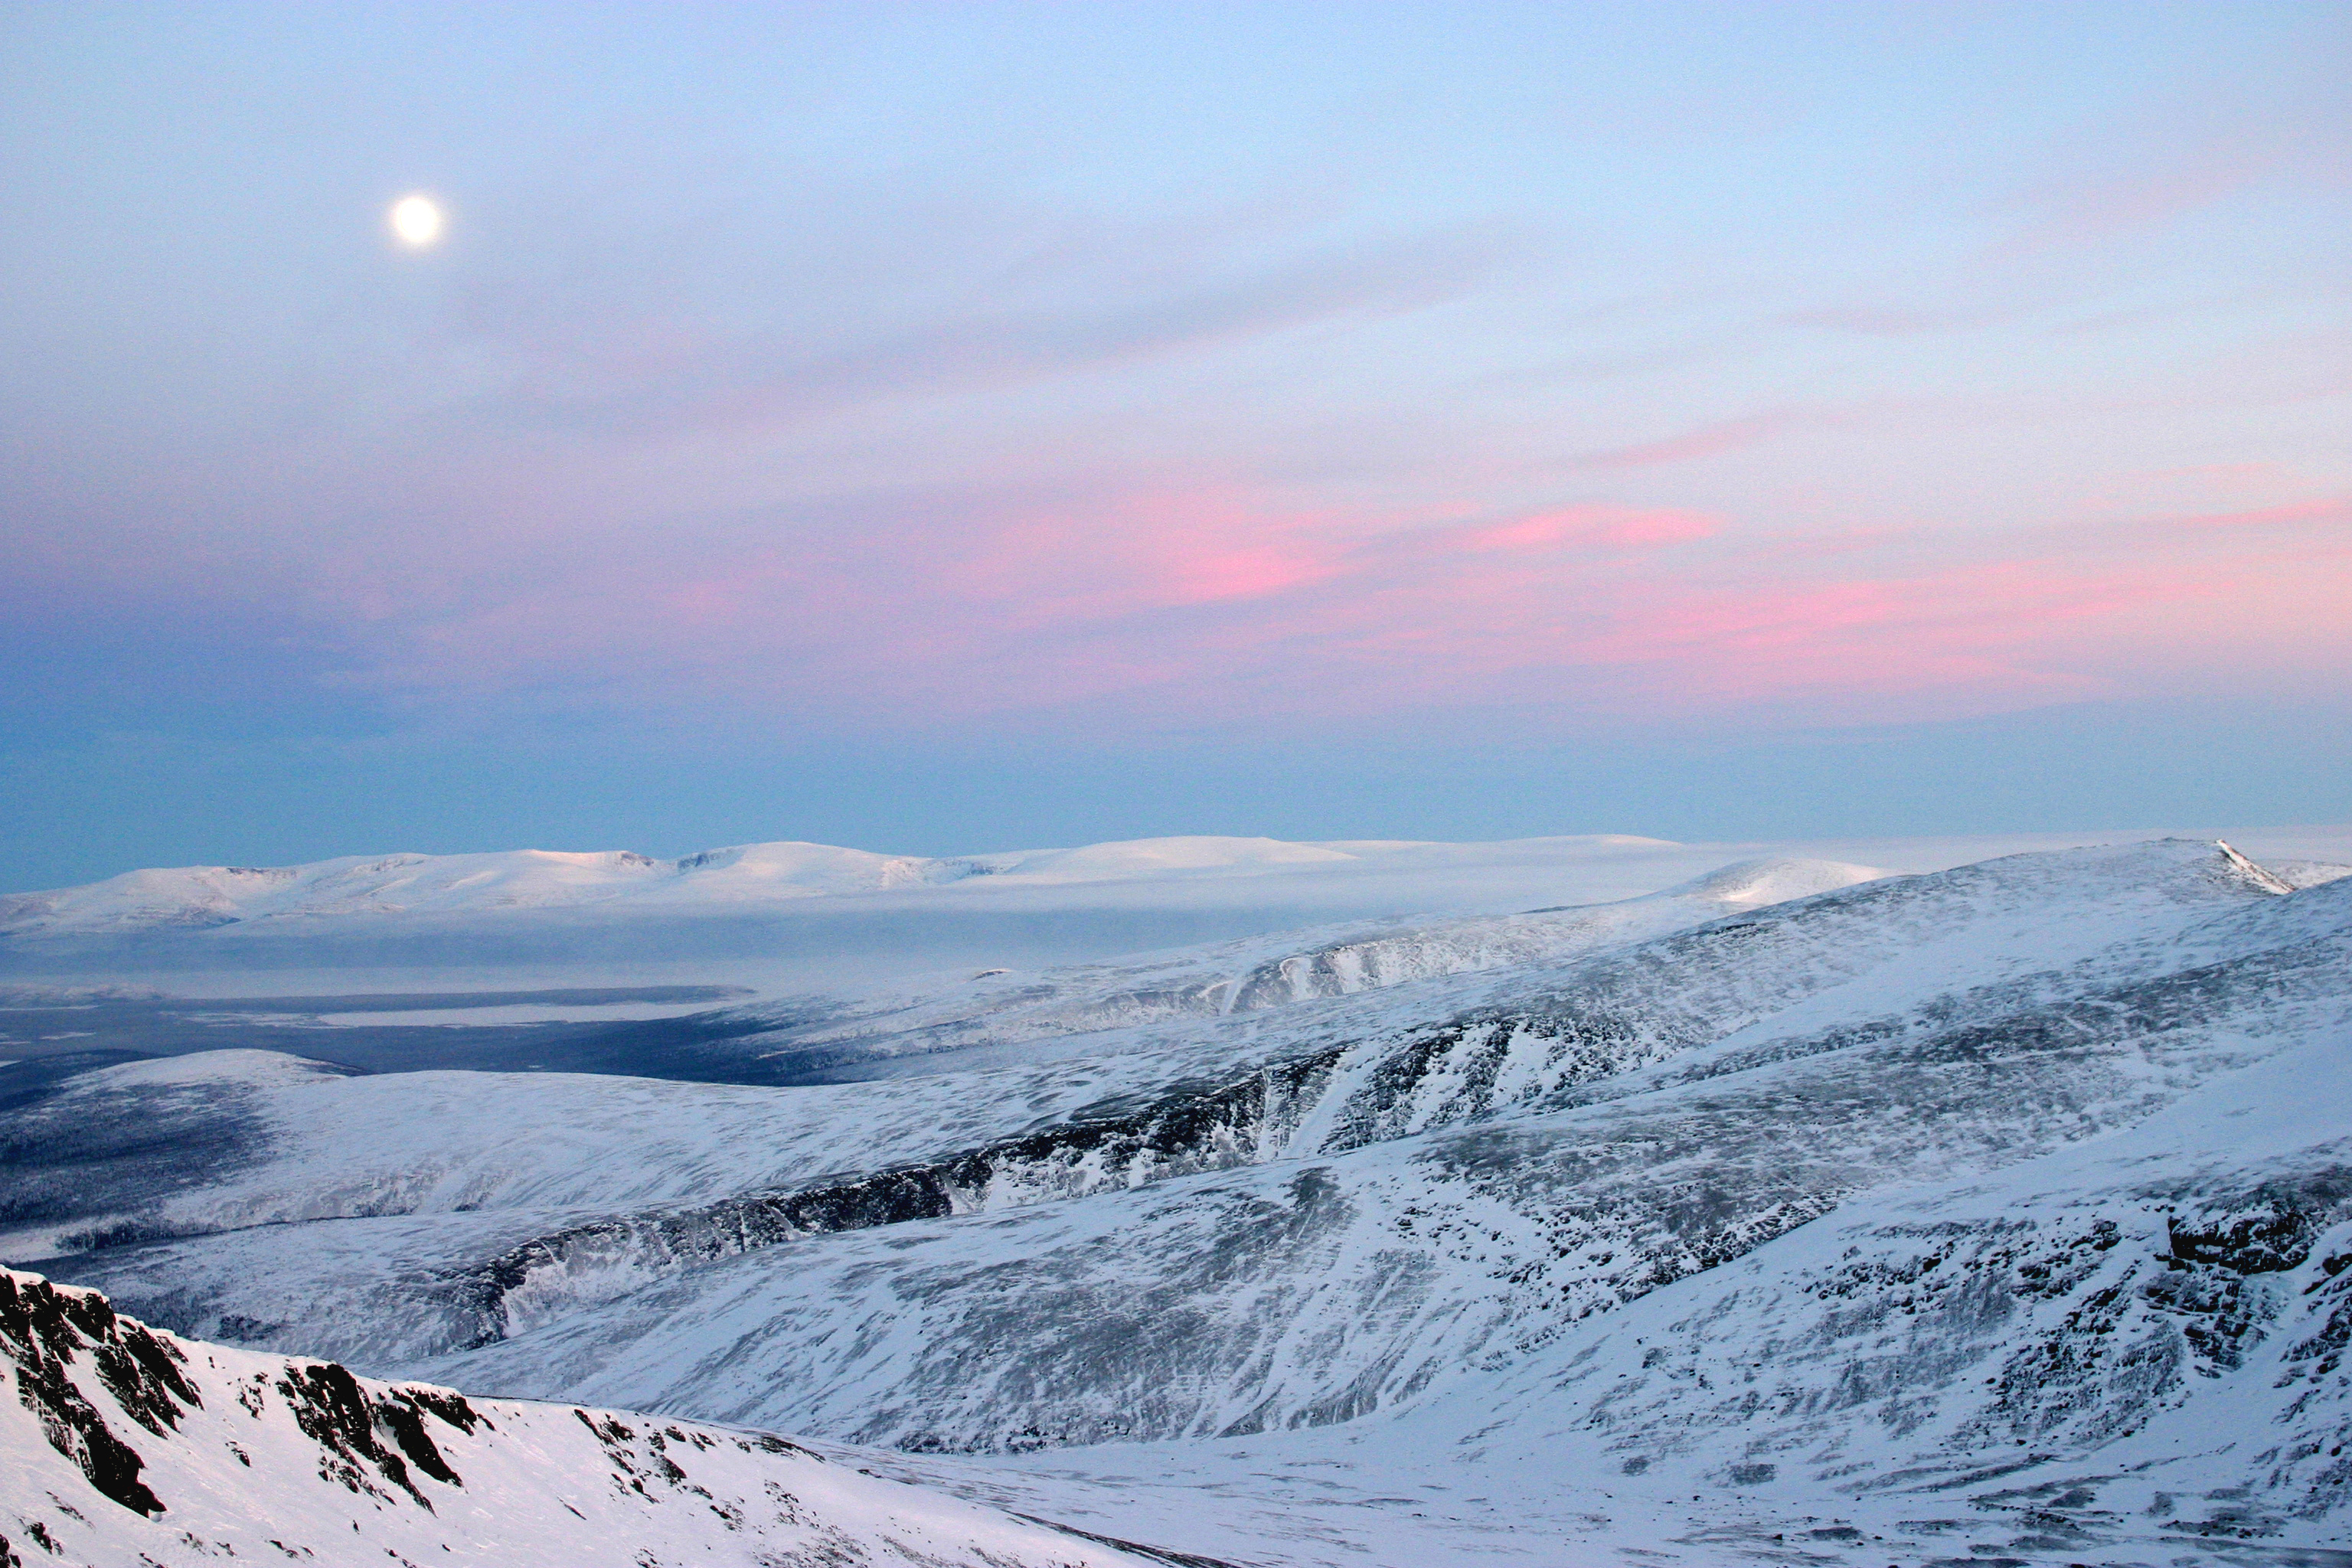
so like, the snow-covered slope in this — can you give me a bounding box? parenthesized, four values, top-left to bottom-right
(0, 835, 1525, 938)
(694, 854, 1892, 1081)
(8, 837, 2350, 1565)
(0, 842, 991, 935)
(876, 1024, 2352, 1563)
(9, 828, 2345, 1020)
(0, 1269, 1177, 1567)
(344, 843, 2334, 1444)
(8, 827, 2343, 946)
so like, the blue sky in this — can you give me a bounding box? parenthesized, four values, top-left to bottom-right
(3, 2, 2346, 888)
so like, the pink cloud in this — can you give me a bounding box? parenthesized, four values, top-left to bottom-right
(1780, 305, 1998, 337)
(329, 449, 2349, 741)
(1170, 544, 1331, 603)
(1576, 413, 1795, 469)
(2164, 495, 2352, 531)
(1989, 150, 2278, 263)
(942, 492, 1348, 626)
(1458, 504, 1720, 552)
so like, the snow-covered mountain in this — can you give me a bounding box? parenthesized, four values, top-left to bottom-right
(0, 841, 974, 935)
(0, 835, 1419, 937)
(6, 835, 2351, 1563)
(582, 853, 1894, 1083)
(8, 827, 2341, 947)
(0, 1269, 1178, 1566)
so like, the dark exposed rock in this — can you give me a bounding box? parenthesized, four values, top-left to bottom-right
(2167, 1185, 2350, 1275)
(434, 1050, 1344, 1347)
(2, 1269, 1192, 1564)
(276, 1360, 472, 1507)
(0, 1272, 188, 1515)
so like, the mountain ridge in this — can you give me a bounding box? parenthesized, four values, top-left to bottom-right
(0, 1267, 1191, 1566)
(0, 835, 1525, 937)
(7, 837, 2350, 1564)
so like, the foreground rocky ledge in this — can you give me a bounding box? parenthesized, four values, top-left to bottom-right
(0, 1268, 1200, 1567)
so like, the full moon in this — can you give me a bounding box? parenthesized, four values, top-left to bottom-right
(389, 194, 443, 247)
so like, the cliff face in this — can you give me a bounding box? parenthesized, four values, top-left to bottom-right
(0, 1269, 1176, 1567)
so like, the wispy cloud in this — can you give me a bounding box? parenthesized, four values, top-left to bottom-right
(1779, 305, 2007, 338)
(1778, 56, 2350, 340)
(1452, 504, 1720, 552)
(1576, 413, 1801, 469)
(5, 0, 2344, 781)
(436, 171, 1532, 440)
(275, 449, 2344, 744)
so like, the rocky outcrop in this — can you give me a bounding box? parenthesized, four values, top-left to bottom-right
(0, 1269, 1180, 1566)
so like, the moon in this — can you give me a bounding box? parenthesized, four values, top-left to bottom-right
(389, 194, 444, 247)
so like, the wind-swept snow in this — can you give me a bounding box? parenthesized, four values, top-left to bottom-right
(877, 1022, 2352, 1563)
(5, 835, 2350, 1565)
(6, 822, 2341, 949)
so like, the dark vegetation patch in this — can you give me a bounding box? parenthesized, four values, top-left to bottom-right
(0, 1080, 287, 1254)
(0, 991, 802, 1088)
(200, 985, 752, 1013)
(0, 1051, 156, 1114)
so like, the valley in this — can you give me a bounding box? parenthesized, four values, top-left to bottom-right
(5, 830, 2349, 1563)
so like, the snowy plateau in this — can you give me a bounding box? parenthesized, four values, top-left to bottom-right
(4, 825, 2352, 1567)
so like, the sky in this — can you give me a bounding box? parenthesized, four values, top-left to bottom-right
(2, 1, 2347, 890)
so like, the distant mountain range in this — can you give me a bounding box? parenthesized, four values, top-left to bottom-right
(0, 835, 1410, 936)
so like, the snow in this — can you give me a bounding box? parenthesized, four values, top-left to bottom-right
(861, 1023, 2352, 1563)
(1637, 854, 1890, 908)
(0, 1270, 1171, 1567)
(985, 835, 1363, 880)
(0, 843, 955, 934)
(5, 831, 2351, 1564)
(8, 821, 2347, 955)
(55, 1050, 358, 1092)
(0, 835, 1374, 939)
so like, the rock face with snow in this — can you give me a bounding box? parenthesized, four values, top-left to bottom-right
(0, 1269, 1175, 1566)
(1351, 1026, 2352, 1548)
(5, 836, 2350, 1564)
